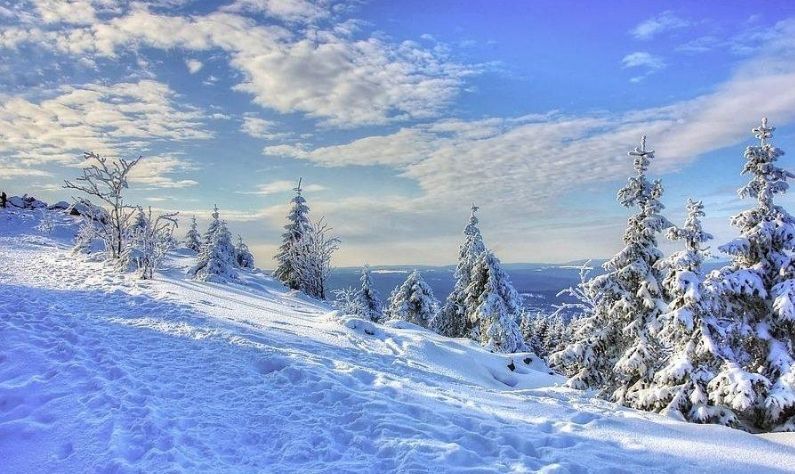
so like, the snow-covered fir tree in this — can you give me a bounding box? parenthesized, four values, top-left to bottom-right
(190, 207, 237, 282)
(184, 215, 201, 252)
(274, 179, 312, 291)
(465, 250, 524, 353)
(385, 270, 438, 328)
(710, 118, 795, 430)
(354, 266, 383, 321)
(634, 199, 736, 425)
(551, 136, 671, 405)
(436, 204, 486, 337)
(235, 235, 255, 269)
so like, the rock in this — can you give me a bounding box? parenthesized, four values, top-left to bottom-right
(67, 199, 108, 223)
(7, 196, 25, 208)
(7, 194, 48, 209)
(48, 201, 71, 210)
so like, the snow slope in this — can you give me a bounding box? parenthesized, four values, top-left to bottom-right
(2, 208, 795, 473)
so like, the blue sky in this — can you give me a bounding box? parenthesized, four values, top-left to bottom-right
(2, 0, 795, 266)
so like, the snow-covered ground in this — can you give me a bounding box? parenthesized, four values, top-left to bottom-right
(2, 208, 795, 473)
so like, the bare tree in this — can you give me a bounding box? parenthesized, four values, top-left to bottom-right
(64, 152, 141, 259)
(292, 217, 340, 299)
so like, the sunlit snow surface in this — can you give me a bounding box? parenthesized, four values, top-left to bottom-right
(2, 208, 795, 473)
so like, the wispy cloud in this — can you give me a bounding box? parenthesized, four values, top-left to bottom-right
(241, 116, 290, 140)
(621, 51, 665, 70)
(621, 51, 666, 82)
(631, 11, 690, 40)
(241, 179, 326, 196)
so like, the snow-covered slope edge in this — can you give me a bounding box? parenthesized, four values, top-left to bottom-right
(1, 209, 795, 473)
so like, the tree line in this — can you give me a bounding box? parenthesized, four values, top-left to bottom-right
(57, 117, 795, 433)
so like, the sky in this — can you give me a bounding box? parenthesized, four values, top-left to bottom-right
(2, 0, 795, 267)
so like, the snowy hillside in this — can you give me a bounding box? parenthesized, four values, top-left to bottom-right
(2, 208, 795, 473)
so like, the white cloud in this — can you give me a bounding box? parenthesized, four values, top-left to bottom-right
(622, 52, 666, 82)
(243, 179, 326, 196)
(621, 51, 665, 70)
(185, 58, 203, 74)
(33, 0, 97, 25)
(0, 165, 52, 179)
(241, 116, 290, 140)
(264, 127, 434, 166)
(0, 80, 211, 177)
(128, 154, 199, 189)
(222, 0, 330, 23)
(631, 11, 690, 40)
(0, 5, 473, 127)
(264, 54, 795, 234)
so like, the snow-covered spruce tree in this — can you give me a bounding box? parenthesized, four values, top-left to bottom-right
(274, 179, 311, 291)
(235, 235, 255, 269)
(436, 204, 487, 337)
(184, 215, 202, 252)
(386, 270, 438, 328)
(710, 118, 795, 430)
(464, 250, 524, 353)
(354, 266, 383, 321)
(519, 311, 537, 351)
(190, 207, 237, 282)
(64, 152, 141, 259)
(543, 313, 566, 356)
(521, 312, 549, 357)
(551, 136, 671, 404)
(633, 199, 736, 424)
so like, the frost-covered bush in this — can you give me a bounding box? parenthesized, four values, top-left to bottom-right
(35, 209, 55, 235)
(333, 287, 360, 315)
(120, 207, 178, 279)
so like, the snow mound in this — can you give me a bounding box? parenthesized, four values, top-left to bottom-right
(1, 208, 795, 473)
